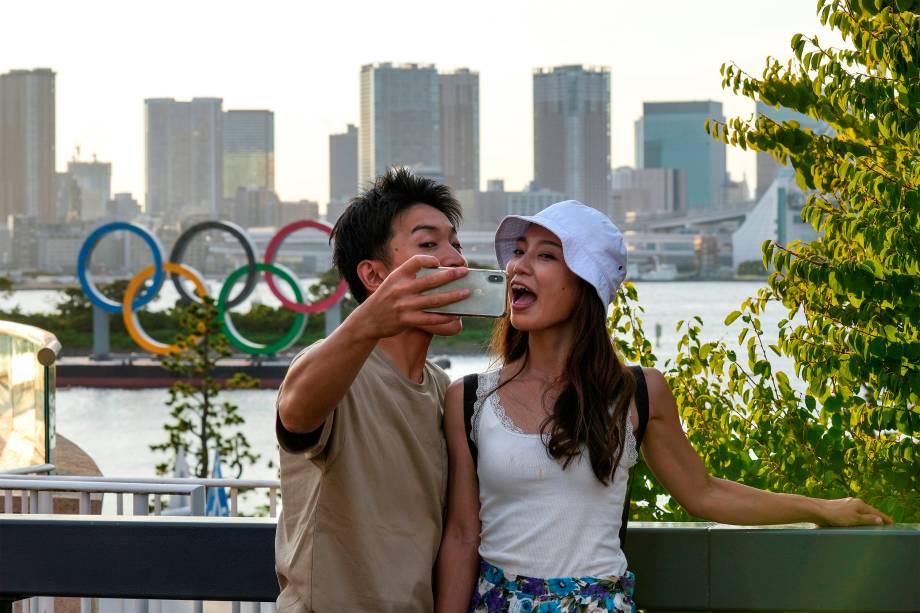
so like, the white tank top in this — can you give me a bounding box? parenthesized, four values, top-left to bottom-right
(472, 369, 637, 579)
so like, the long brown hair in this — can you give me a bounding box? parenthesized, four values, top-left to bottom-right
(488, 279, 635, 485)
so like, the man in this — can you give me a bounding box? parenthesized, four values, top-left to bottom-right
(275, 167, 470, 612)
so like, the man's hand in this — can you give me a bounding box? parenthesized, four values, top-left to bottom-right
(350, 255, 469, 341)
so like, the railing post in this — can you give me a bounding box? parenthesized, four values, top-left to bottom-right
(37, 491, 52, 514)
(189, 486, 206, 516)
(133, 493, 148, 516)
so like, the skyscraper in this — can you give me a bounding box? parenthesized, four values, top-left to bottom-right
(145, 97, 223, 222)
(635, 100, 726, 211)
(223, 110, 274, 198)
(67, 157, 112, 221)
(439, 69, 479, 191)
(610, 167, 687, 219)
(532, 65, 610, 209)
(0, 68, 56, 222)
(754, 101, 827, 200)
(359, 63, 441, 187)
(329, 124, 358, 203)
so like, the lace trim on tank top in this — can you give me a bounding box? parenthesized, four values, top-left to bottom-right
(471, 369, 639, 467)
(470, 370, 498, 444)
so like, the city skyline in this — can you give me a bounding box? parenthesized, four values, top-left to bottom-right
(1, 0, 841, 210)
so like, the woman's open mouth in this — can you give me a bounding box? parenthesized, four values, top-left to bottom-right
(511, 284, 537, 310)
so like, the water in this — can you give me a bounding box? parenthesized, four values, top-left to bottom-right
(49, 281, 801, 499)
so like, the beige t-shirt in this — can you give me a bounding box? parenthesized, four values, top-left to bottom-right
(274, 344, 450, 613)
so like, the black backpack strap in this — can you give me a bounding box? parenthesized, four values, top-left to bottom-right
(620, 365, 650, 549)
(462, 373, 480, 468)
(631, 365, 649, 448)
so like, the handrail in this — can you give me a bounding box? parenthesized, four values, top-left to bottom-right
(0, 474, 278, 517)
(0, 464, 55, 475)
(0, 320, 61, 365)
(0, 479, 204, 496)
(0, 479, 206, 516)
(0, 474, 278, 488)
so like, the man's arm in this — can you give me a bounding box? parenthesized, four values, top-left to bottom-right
(277, 255, 469, 434)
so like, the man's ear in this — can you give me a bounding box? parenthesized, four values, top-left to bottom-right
(356, 259, 390, 296)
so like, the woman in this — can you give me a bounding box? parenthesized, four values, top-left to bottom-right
(434, 200, 891, 613)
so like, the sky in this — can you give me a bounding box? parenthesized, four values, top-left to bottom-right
(2, 0, 841, 210)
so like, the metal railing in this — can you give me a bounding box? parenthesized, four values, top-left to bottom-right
(0, 474, 280, 613)
(0, 518, 916, 612)
(0, 463, 55, 475)
(0, 474, 279, 517)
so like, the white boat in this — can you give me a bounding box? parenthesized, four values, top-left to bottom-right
(640, 263, 679, 281)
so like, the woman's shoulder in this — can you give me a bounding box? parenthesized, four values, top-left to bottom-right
(634, 366, 675, 419)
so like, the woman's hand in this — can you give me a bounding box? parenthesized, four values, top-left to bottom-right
(815, 497, 893, 527)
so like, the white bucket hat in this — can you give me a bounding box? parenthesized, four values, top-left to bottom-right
(494, 200, 628, 309)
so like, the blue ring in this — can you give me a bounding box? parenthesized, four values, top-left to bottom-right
(77, 222, 165, 314)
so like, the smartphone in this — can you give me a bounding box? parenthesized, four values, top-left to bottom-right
(416, 267, 508, 318)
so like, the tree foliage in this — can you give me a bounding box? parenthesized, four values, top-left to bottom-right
(613, 0, 918, 523)
(150, 297, 261, 479)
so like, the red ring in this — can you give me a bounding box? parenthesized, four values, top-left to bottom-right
(263, 219, 348, 313)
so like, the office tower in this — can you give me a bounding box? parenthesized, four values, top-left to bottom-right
(230, 186, 280, 228)
(610, 167, 687, 219)
(280, 199, 320, 227)
(329, 124, 358, 203)
(359, 63, 441, 187)
(145, 97, 223, 222)
(67, 157, 112, 221)
(635, 100, 726, 211)
(755, 102, 827, 200)
(224, 110, 274, 198)
(107, 193, 141, 221)
(439, 69, 479, 191)
(532, 65, 610, 209)
(0, 69, 56, 222)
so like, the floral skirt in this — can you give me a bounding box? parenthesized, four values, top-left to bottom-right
(469, 560, 636, 613)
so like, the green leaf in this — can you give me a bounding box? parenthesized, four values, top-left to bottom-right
(724, 310, 742, 325)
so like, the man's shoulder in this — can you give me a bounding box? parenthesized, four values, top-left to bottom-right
(425, 358, 451, 393)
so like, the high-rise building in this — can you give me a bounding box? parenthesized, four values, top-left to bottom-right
(329, 124, 358, 203)
(145, 97, 223, 222)
(754, 102, 827, 199)
(280, 199, 320, 227)
(107, 193, 141, 221)
(223, 110, 274, 198)
(636, 101, 726, 211)
(610, 167, 687, 219)
(532, 65, 610, 209)
(359, 63, 441, 187)
(67, 157, 112, 221)
(439, 69, 479, 191)
(0, 69, 56, 222)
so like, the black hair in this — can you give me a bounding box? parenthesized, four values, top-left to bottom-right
(331, 167, 462, 303)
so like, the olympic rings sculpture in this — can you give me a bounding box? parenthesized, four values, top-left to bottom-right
(77, 219, 348, 356)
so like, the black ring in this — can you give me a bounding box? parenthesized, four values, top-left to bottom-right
(169, 220, 259, 308)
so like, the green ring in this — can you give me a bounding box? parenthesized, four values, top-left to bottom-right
(218, 262, 308, 355)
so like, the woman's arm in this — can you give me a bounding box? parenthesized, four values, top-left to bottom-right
(435, 379, 482, 612)
(639, 368, 892, 527)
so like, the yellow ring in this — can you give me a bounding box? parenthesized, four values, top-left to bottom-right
(123, 262, 208, 355)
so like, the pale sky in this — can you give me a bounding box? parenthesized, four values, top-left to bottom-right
(3, 0, 839, 209)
